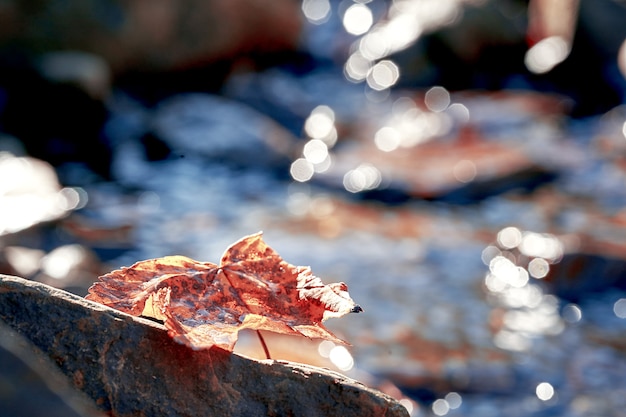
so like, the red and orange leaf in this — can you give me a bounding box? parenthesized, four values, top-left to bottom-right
(85, 232, 362, 351)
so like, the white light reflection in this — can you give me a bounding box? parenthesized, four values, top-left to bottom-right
(446, 103, 470, 124)
(489, 256, 529, 289)
(562, 303, 582, 323)
(0, 154, 79, 235)
(329, 345, 354, 371)
(619, 39, 626, 80)
(528, 257, 550, 279)
(494, 329, 531, 352)
(432, 398, 450, 416)
(374, 126, 401, 152)
(519, 231, 562, 261)
(41, 244, 87, 279)
(481, 245, 501, 265)
(536, 382, 555, 401)
(485, 227, 567, 352)
(614, 298, 626, 319)
(378, 105, 448, 149)
(343, 163, 381, 192)
(344, 52, 372, 82)
(4, 246, 44, 277)
(343, 4, 374, 36)
(290, 158, 314, 182)
(303, 139, 329, 164)
(497, 226, 522, 249)
(452, 159, 476, 183)
(366, 60, 400, 91)
(503, 284, 543, 309)
(445, 392, 462, 409)
(302, 0, 331, 24)
(525, 36, 570, 74)
(317, 340, 335, 358)
(286, 190, 311, 216)
(304, 105, 336, 142)
(424, 86, 450, 112)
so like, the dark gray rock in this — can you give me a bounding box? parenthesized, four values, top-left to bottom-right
(0, 320, 104, 417)
(0, 275, 409, 417)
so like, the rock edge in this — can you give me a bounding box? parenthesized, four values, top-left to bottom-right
(0, 275, 408, 417)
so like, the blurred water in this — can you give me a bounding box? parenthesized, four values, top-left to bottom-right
(4, 1, 626, 416)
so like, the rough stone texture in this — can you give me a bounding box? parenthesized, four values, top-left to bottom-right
(0, 320, 104, 417)
(0, 275, 409, 417)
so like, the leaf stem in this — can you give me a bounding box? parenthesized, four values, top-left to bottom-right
(256, 330, 271, 359)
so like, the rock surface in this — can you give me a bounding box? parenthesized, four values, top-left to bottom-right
(0, 275, 409, 417)
(0, 320, 104, 417)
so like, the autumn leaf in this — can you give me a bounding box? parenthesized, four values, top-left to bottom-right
(85, 232, 362, 351)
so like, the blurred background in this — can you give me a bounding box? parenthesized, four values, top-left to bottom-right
(2, 0, 626, 415)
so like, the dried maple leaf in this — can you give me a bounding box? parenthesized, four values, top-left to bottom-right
(86, 232, 362, 351)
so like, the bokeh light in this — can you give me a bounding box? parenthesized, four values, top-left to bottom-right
(317, 340, 335, 357)
(329, 345, 354, 371)
(614, 298, 626, 319)
(303, 139, 329, 164)
(452, 159, 476, 183)
(432, 398, 450, 416)
(343, 4, 374, 36)
(446, 102, 470, 123)
(528, 257, 550, 279)
(343, 163, 381, 192)
(485, 226, 568, 352)
(525, 36, 570, 74)
(518, 231, 563, 261)
(445, 392, 462, 409)
(424, 86, 451, 112)
(41, 244, 88, 279)
(290, 158, 315, 182)
(535, 382, 555, 401)
(302, 0, 331, 24)
(304, 105, 336, 143)
(344, 52, 372, 82)
(497, 226, 522, 249)
(366, 60, 400, 91)
(374, 126, 402, 152)
(0, 153, 81, 235)
(562, 303, 582, 323)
